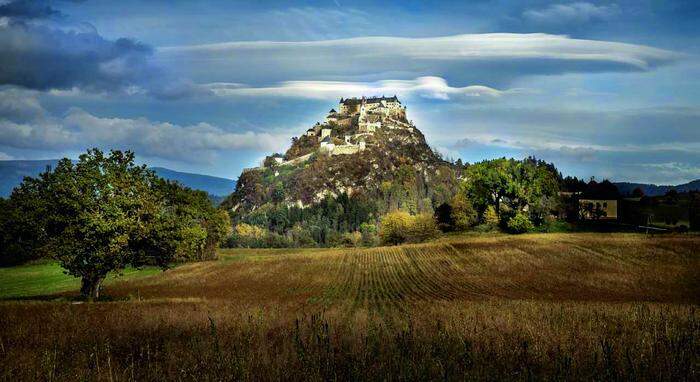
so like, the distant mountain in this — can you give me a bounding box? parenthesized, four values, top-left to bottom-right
(0, 160, 60, 197)
(614, 180, 700, 197)
(150, 167, 236, 197)
(0, 160, 236, 198)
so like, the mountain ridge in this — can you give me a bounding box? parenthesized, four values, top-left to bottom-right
(0, 160, 236, 198)
(613, 180, 700, 197)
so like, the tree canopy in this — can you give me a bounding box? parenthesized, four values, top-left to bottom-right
(461, 157, 560, 228)
(0, 149, 230, 299)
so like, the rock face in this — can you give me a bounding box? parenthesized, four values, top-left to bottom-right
(222, 96, 457, 213)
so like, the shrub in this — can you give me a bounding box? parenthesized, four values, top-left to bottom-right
(380, 211, 440, 245)
(230, 223, 268, 247)
(289, 224, 317, 247)
(360, 222, 379, 246)
(407, 213, 440, 243)
(483, 205, 499, 226)
(379, 211, 412, 245)
(340, 232, 362, 247)
(507, 212, 533, 234)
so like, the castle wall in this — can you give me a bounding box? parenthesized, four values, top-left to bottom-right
(331, 145, 360, 155)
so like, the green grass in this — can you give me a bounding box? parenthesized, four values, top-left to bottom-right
(0, 260, 162, 299)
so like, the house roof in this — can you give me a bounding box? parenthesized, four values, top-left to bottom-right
(320, 136, 332, 143)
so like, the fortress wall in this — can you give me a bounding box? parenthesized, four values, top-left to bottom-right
(331, 145, 360, 156)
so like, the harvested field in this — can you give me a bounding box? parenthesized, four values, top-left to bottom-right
(1, 233, 699, 380)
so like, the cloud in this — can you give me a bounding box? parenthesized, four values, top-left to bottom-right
(449, 134, 700, 184)
(0, 0, 61, 20)
(267, 7, 372, 40)
(523, 2, 620, 25)
(206, 76, 531, 101)
(158, 33, 682, 87)
(0, 151, 13, 160)
(0, 87, 46, 121)
(441, 106, 700, 184)
(0, 0, 205, 99)
(0, 88, 289, 163)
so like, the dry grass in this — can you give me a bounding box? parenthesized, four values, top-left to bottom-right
(1, 233, 698, 380)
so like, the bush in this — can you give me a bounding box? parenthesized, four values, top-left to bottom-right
(360, 223, 379, 246)
(507, 212, 533, 234)
(483, 205, 499, 226)
(229, 223, 268, 247)
(379, 211, 440, 245)
(289, 224, 317, 247)
(379, 211, 412, 245)
(407, 213, 440, 243)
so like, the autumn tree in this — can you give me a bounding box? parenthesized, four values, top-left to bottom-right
(450, 186, 478, 230)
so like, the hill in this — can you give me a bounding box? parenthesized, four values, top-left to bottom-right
(615, 179, 700, 196)
(150, 167, 236, 197)
(0, 159, 59, 197)
(0, 160, 236, 198)
(222, 96, 457, 215)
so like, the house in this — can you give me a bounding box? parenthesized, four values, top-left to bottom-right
(579, 199, 618, 220)
(319, 128, 332, 141)
(326, 109, 338, 123)
(319, 136, 335, 153)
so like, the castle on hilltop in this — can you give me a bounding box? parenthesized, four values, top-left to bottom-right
(256, 96, 414, 170)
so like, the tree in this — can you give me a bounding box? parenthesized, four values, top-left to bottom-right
(6, 150, 185, 300)
(450, 192, 477, 231)
(434, 202, 454, 232)
(463, 158, 560, 226)
(631, 187, 645, 198)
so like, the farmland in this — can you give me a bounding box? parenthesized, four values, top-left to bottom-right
(1, 233, 699, 380)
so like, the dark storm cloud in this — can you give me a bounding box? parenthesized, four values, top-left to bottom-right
(0, 0, 62, 20)
(0, 0, 203, 98)
(0, 20, 155, 92)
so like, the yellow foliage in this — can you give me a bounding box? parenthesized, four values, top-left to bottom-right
(379, 211, 439, 245)
(235, 223, 267, 241)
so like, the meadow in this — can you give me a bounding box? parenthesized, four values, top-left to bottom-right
(1, 233, 698, 380)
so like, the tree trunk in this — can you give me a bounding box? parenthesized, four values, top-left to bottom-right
(80, 275, 105, 301)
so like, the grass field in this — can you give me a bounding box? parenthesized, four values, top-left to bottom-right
(0, 261, 162, 299)
(1, 233, 698, 380)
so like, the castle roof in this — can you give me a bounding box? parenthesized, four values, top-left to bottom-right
(329, 108, 337, 113)
(320, 136, 332, 143)
(340, 96, 400, 106)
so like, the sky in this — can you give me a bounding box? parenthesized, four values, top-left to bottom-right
(0, 0, 699, 184)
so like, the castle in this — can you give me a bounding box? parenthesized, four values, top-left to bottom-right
(258, 96, 413, 170)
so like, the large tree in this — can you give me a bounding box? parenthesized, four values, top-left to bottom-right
(462, 157, 560, 224)
(2, 149, 228, 300)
